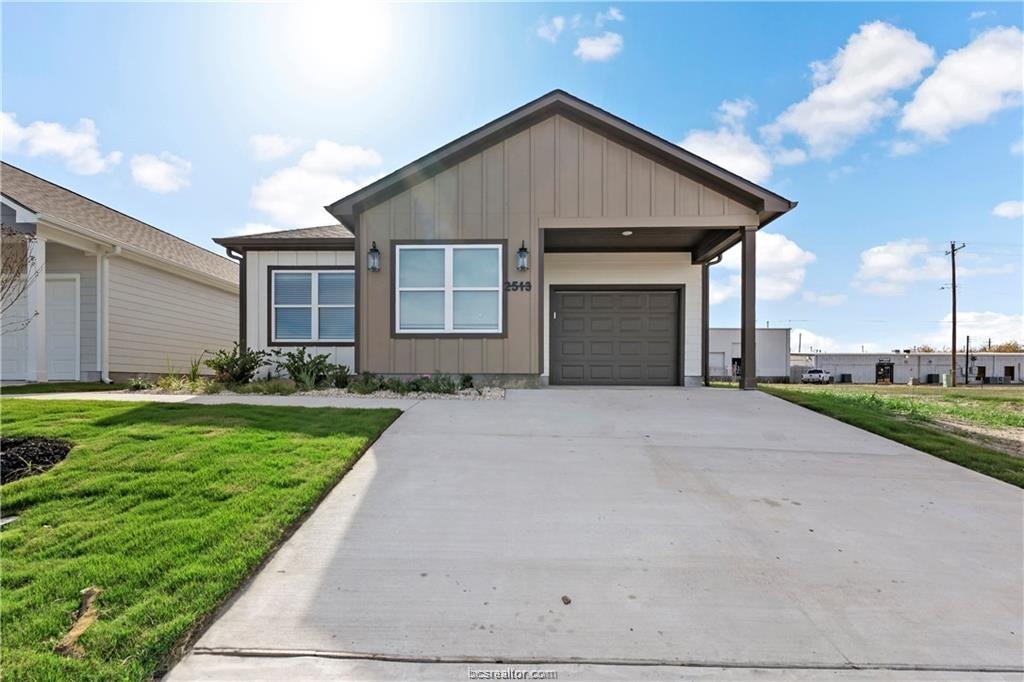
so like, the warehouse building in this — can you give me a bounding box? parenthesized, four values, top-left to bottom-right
(706, 327, 790, 382)
(808, 352, 1023, 385)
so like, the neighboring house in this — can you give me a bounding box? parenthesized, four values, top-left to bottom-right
(1, 162, 238, 383)
(809, 351, 1024, 385)
(214, 91, 796, 388)
(707, 327, 791, 382)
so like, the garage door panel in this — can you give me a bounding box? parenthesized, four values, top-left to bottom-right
(551, 288, 679, 386)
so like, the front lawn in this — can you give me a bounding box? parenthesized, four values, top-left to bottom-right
(2, 382, 124, 395)
(0, 399, 399, 681)
(761, 384, 1024, 489)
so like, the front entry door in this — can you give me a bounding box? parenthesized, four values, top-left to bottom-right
(550, 288, 679, 386)
(46, 276, 80, 380)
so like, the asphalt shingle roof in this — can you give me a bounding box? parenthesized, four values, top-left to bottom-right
(236, 225, 354, 240)
(1, 162, 238, 284)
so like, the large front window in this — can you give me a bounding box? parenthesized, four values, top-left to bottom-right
(272, 269, 354, 343)
(395, 244, 502, 334)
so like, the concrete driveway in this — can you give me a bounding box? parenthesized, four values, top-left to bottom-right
(170, 388, 1023, 680)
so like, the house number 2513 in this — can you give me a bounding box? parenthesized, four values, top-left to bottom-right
(504, 280, 532, 292)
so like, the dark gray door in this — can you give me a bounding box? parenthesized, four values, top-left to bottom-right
(550, 289, 679, 386)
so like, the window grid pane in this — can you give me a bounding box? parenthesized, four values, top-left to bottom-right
(318, 272, 354, 305)
(275, 307, 312, 340)
(319, 307, 354, 340)
(274, 272, 312, 305)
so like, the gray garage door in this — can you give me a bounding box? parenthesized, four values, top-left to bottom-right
(550, 288, 680, 386)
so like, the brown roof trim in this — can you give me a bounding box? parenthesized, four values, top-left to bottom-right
(213, 237, 354, 250)
(326, 89, 797, 231)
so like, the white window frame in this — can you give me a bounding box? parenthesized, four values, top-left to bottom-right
(395, 243, 503, 335)
(271, 269, 355, 343)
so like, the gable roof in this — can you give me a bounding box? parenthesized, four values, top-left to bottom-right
(213, 224, 354, 250)
(1, 162, 238, 284)
(327, 89, 796, 231)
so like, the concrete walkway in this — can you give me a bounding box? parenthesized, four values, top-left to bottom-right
(160, 387, 1024, 680)
(9, 390, 418, 410)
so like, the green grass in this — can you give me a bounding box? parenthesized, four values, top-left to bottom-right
(1, 382, 125, 395)
(761, 385, 1024, 489)
(0, 399, 400, 681)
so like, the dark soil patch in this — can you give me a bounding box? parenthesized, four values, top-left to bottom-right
(1, 437, 73, 484)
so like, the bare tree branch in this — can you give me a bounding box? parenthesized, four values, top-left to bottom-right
(1, 228, 40, 332)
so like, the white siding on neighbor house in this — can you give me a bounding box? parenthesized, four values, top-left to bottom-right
(245, 250, 356, 371)
(1, 289, 29, 380)
(108, 257, 237, 375)
(811, 353, 1024, 384)
(46, 243, 98, 376)
(543, 252, 703, 381)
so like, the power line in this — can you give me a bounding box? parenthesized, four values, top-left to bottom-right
(942, 241, 967, 386)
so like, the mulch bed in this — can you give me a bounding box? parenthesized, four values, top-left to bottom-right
(1, 437, 73, 484)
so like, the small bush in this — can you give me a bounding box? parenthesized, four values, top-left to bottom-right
(232, 378, 296, 395)
(347, 372, 384, 395)
(187, 352, 206, 383)
(460, 373, 474, 390)
(128, 376, 152, 391)
(156, 374, 188, 392)
(273, 347, 332, 388)
(328, 364, 351, 389)
(383, 377, 412, 394)
(205, 344, 269, 384)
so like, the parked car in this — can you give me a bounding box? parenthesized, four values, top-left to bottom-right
(801, 368, 834, 384)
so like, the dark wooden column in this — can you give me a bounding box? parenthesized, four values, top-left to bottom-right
(740, 226, 757, 390)
(701, 261, 710, 386)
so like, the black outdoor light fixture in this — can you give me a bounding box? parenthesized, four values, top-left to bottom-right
(516, 240, 529, 271)
(367, 241, 381, 272)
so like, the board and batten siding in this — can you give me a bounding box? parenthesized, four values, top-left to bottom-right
(245, 250, 356, 370)
(107, 257, 237, 375)
(357, 113, 745, 376)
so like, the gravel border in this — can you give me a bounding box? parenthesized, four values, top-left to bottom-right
(295, 387, 505, 401)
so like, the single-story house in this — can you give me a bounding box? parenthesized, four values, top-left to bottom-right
(214, 91, 796, 388)
(707, 327, 791, 382)
(1, 162, 239, 383)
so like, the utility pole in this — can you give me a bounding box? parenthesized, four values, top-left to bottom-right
(945, 241, 966, 387)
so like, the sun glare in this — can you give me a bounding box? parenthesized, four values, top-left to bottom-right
(284, 2, 393, 85)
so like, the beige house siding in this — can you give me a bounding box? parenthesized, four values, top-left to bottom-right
(108, 257, 237, 375)
(544, 252, 703, 381)
(357, 113, 744, 376)
(245, 250, 355, 370)
(46, 242, 98, 376)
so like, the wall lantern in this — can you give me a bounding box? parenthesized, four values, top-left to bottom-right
(367, 241, 381, 272)
(516, 240, 529, 271)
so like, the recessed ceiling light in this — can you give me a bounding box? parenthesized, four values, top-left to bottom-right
(621, 230, 633, 236)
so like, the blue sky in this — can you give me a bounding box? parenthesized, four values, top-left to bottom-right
(3, 2, 1022, 351)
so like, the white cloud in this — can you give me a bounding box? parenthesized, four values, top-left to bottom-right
(802, 291, 848, 306)
(900, 27, 1024, 140)
(761, 21, 935, 158)
(926, 311, 1024, 348)
(1012, 138, 1024, 155)
(130, 152, 191, 193)
(681, 99, 773, 183)
(888, 139, 920, 156)
(969, 10, 994, 20)
(791, 328, 842, 352)
(249, 134, 301, 161)
(231, 223, 280, 236)
(853, 238, 1012, 296)
(992, 200, 1024, 218)
(596, 7, 624, 26)
(0, 112, 122, 174)
(711, 231, 817, 304)
(537, 16, 565, 43)
(773, 147, 808, 166)
(251, 140, 383, 227)
(574, 32, 623, 62)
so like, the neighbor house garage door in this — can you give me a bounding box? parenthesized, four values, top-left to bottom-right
(550, 288, 680, 386)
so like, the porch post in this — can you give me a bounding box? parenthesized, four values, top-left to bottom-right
(701, 261, 709, 386)
(740, 226, 756, 390)
(24, 236, 47, 382)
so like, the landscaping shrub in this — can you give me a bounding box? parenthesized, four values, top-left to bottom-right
(128, 377, 152, 391)
(155, 374, 219, 394)
(187, 352, 205, 383)
(407, 374, 457, 394)
(328, 363, 351, 389)
(460, 373, 475, 390)
(347, 372, 385, 395)
(204, 344, 269, 384)
(273, 347, 331, 388)
(232, 378, 296, 395)
(383, 377, 412, 394)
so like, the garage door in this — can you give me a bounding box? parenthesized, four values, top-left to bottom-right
(550, 288, 679, 386)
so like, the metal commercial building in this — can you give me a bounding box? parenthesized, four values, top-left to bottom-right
(707, 327, 790, 382)
(809, 352, 1023, 385)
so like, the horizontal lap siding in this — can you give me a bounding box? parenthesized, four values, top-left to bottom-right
(358, 114, 755, 375)
(108, 258, 237, 375)
(246, 250, 356, 370)
(47, 243, 98, 375)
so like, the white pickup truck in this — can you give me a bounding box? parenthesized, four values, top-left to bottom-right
(801, 368, 835, 384)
